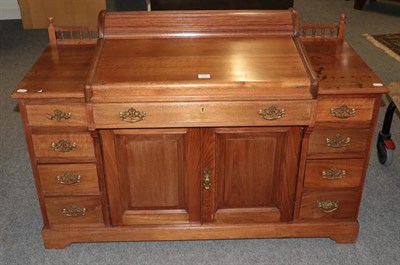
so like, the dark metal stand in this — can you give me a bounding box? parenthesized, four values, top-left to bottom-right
(377, 102, 397, 165)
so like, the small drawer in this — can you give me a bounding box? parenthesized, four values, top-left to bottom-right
(32, 133, 95, 161)
(316, 98, 374, 124)
(93, 101, 313, 128)
(299, 191, 359, 220)
(26, 104, 87, 127)
(44, 196, 104, 227)
(38, 164, 100, 195)
(304, 159, 364, 188)
(308, 129, 369, 155)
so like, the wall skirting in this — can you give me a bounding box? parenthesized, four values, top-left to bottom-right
(0, 0, 21, 20)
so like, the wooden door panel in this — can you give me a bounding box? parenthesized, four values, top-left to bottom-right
(203, 127, 302, 223)
(115, 132, 185, 209)
(218, 134, 281, 208)
(101, 128, 201, 225)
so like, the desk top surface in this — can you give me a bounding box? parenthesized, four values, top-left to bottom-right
(12, 40, 387, 100)
(93, 37, 309, 87)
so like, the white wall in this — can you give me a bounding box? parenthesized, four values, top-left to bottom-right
(0, 0, 21, 20)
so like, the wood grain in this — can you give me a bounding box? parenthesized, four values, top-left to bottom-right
(304, 159, 364, 188)
(299, 191, 359, 220)
(10, 10, 390, 248)
(93, 101, 313, 128)
(38, 164, 99, 195)
(18, 0, 105, 29)
(303, 42, 388, 95)
(307, 129, 370, 155)
(212, 127, 301, 223)
(101, 129, 200, 225)
(96, 37, 306, 81)
(44, 196, 104, 227)
(26, 104, 87, 127)
(31, 132, 95, 161)
(11, 45, 95, 100)
(100, 10, 296, 39)
(42, 221, 359, 248)
(316, 98, 374, 126)
(201, 128, 217, 222)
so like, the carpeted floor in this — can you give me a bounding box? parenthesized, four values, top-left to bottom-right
(364, 33, 400, 61)
(1, 0, 399, 264)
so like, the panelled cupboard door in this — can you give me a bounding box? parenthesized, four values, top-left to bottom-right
(202, 127, 302, 223)
(101, 127, 301, 226)
(100, 129, 201, 225)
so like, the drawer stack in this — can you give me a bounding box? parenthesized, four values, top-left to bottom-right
(25, 104, 104, 228)
(299, 98, 375, 221)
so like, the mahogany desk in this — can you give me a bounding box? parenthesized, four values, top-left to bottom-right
(12, 10, 388, 248)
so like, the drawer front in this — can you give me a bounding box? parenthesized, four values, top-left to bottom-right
(32, 133, 95, 160)
(304, 159, 364, 188)
(93, 101, 313, 128)
(299, 191, 359, 220)
(316, 98, 374, 124)
(38, 164, 100, 195)
(44, 196, 104, 227)
(308, 129, 370, 155)
(26, 104, 87, 127)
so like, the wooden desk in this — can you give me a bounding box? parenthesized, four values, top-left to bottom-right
(12, 10, 387, 248)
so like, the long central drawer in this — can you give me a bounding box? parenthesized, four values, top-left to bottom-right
(92, 101, 314, 128)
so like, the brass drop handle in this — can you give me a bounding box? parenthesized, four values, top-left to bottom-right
(62, 205, 86, 217)
(330, 105, 356, 119)
(322, 167, 346, 180)
(50, 139, 77, 152)
(119, 107, 146, 123)
(47, 108, 72, 121)
(317, 200, 339, 213)
(202, 168, 212, 190)
(258, 105, 286, 120)
(57, 172, 81, 185)
(326, 134, 351, 148)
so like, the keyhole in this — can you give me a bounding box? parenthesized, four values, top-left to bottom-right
(200, 107, 206, 113)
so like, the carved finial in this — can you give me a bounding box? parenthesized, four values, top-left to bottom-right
(340, 13, 347, 23)
(48, 17, 54, 27)
(338, 13, 347, 43)
(47, 17, 57, 45)
(289, 8, 299, 37)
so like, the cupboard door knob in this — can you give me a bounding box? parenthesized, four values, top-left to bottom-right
(202, 168, 212, 190)
(330, 105, 356, 119)
(317, 200, 339, 213)
(119, 108, 146, 123)
(46, 108, 72, 121)
(56, 172, 81, 185)
(50, 140, 77, 152)
(322, 168, 346, 180)
(258, 105, 286, 120)
(326, 134, 351, 148)
(62, 205, 86, 217)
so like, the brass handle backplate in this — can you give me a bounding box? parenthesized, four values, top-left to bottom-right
(119, 107, 146, 123)
(326, 134, 351, 148)
(202, 168, 211, 190)
(50, 139, 77, 152)
(317, 200, 339, 213)
(62, 204, 86, 217)
(57, 172, 81, 185)
(259, 105, 286, 120)
(47, 108, 71, 121)
(322, 167, 346, 180)
(330, 105, 356, 119)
